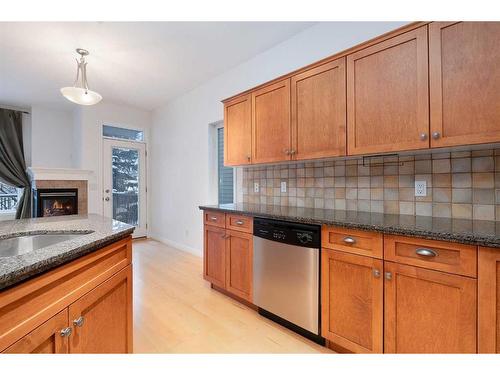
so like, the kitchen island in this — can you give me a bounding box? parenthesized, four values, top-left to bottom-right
(0, 214, 134, 353)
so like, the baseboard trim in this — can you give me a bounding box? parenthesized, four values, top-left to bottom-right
(148, 232, 202, 257)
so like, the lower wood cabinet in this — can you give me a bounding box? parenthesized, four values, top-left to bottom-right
(321, 249, 383, 353)
(384, 261, 477, 353)
(478, 246, 500, 353)
(203, 225, 227, 289)
(225, 230, 253, 301)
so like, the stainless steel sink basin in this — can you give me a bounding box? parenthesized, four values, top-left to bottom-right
(0, 233, 86, 258)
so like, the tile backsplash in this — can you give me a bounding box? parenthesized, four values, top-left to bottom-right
(239, 149, 500, 221)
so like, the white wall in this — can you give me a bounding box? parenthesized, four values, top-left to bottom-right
(30, 106, 73, 168)
(73, 102, 152, 215)
(150, 21, 408, 256)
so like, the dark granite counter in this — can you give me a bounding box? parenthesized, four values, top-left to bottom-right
(200, 203, 500, 248)
(0, 214, 134, 291)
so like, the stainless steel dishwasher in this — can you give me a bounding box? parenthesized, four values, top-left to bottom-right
(253, 217, 323, 344)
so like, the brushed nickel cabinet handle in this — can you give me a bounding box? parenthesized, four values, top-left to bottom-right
(73, 316, 85, 327)
(343, 236, 356, 245)
(235, 220, 244, 225)
(283, 149, 290, 155)
(290, 149, 296, 155)
(60, 327, 72, 337)
(373, 269, 381, 278)
(247, 155, 251, 162)
(420, 133, 428, 141)
(210, 216, 218, 221)
(432, 132, 441, 139)
(385, 272, 392, 281)
(415, 248, 438, 257)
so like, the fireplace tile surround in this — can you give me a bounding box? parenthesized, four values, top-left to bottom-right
(239, 148, 500, 221)
(33, 180, 88, 216)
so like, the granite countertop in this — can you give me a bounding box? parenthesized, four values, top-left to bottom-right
(199, 203, 500, 248)
(0, 214, 134, 291)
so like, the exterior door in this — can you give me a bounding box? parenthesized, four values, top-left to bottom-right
(347, 26, 429, 155)
(203, 225, 226, 288)
(224, 94, 252, 165)
(321, 249, 383, 353)
(69, 266, 133, 353)
(291, 58, 346, 160)
(384, 261, 477, 353)
(225, 230, 253, 302)
(3, 309, 69, 353)
(252, 79, 291, 164)
(429, 22, 500, 147)
(103, 138, 147, 238)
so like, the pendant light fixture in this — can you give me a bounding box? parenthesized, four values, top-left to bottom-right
(60, 48, 102, 105)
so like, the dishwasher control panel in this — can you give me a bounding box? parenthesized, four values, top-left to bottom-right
(253, 218, 320, 248)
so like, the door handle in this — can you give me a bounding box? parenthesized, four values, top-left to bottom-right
(373, 269, 381, 278)
(60, 327, 72, 337)
(104, 197, 110, 201)
(73, 316, 85, 327)
(385, 272, 392, 280)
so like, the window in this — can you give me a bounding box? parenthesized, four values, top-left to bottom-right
(0, 182, 20, 213)
(217, 127, 234, 204)
(103, 125, 144, 141)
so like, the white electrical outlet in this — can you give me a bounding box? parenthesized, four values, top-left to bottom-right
(254, 182, 259, 193)
(415, 180, 427, 197)
(280, 181, 287, 193)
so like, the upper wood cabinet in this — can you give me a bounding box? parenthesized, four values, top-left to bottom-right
(347, 26, 429, 155)
(252, 79, 291, 164)
(321, 249, 383, 353)
(384, 261, 476, 353)
(291, 58, 346, 160)
(429, 22, 500, 148)
(224, 94, 252, 165)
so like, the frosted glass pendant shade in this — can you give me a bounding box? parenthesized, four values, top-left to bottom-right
(60, 87, 102, 105)
(61, 48, 102, 106)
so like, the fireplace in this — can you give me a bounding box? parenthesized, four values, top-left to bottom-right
(35, 188, 78, 217)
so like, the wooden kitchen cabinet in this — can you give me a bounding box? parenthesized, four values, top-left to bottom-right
(321, 249, 383, 353)
(429, 22, 500, 148)
(252, 79, 291, 164)
(225, 230, 253, 302)
(203, 224, 227, 289)
(291, 58, 346, 160)
(69, 265, 132, 353)
(346, 26, 429, 155)
(384, 261, 477, 353)
(3, 309, 69, 354)
(224, 94, 252, 165)
(478, 246, 500, 353)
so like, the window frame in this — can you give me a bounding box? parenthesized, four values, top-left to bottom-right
(215, 122, 236, 205)
(102, 124, 147, 145)
(0, 182, 22, 218)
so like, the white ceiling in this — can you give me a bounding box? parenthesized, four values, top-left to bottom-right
(0, 22, 315, 111)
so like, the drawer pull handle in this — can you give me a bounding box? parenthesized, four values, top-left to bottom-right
(415, 248, 438, 257)
(60, 327, 72, 337)
(343, 236, 356, 245)
(235, 220, 244, 225)
(210, 216, 218, 221)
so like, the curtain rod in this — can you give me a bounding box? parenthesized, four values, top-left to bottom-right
(0, 106, 30, 115)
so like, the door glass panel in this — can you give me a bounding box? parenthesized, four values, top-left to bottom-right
(112, 147, 139, 226)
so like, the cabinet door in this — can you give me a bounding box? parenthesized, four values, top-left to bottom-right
(291, 58, 346, 160)
(203, 225, 226, 288)
(478, 246, 500, 353)
(224, 94, 252, 165)
(384, 262, 476, 353)
(3, 309, 69, 354)
(225, 230, 253, 302)
(69, 265, 132, 353)
(347, 26, 429, 155)
(429, 22, 500, 147)
(252, 79, 291, 163)
(321, 249, 383, 353)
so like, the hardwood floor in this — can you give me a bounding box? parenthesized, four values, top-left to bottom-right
(132, 239, 330, 353)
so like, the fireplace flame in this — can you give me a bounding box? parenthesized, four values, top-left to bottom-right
(52, 200, 63, 209)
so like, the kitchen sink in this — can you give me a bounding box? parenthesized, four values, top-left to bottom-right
(0, 233, 87, 258)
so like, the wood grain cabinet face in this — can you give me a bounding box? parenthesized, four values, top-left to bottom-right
(3, 309, 69, 354)
(224, 94, 252, 165)
(225, 230, 253, 302)
(291, 58, 346, 160)
(429, 22, 500, 148)
(69, 265, 133, 353)
(322, 226, 383, 259)
(252, 79, 291, 164)
(203, 225, 227, 289)
(478, 247, 500, 353)
(384, 262, 477, 353)
(321, 249, 383, 353)
(347, 26, 429, 155)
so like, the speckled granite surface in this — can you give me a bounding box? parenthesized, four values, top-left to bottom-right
(0, 214, 134, 291)
(200, 203, 500, 248)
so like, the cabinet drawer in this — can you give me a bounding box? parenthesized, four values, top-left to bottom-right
(322, 226, 383, 259)
(203, 211, 226, 228)
(226, 214, 253, 233)
(384, 235, 477, 277)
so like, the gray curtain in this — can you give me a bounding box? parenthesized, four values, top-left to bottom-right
(0, 109, 31, 219)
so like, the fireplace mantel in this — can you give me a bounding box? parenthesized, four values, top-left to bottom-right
(27, 167, 93, 183)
